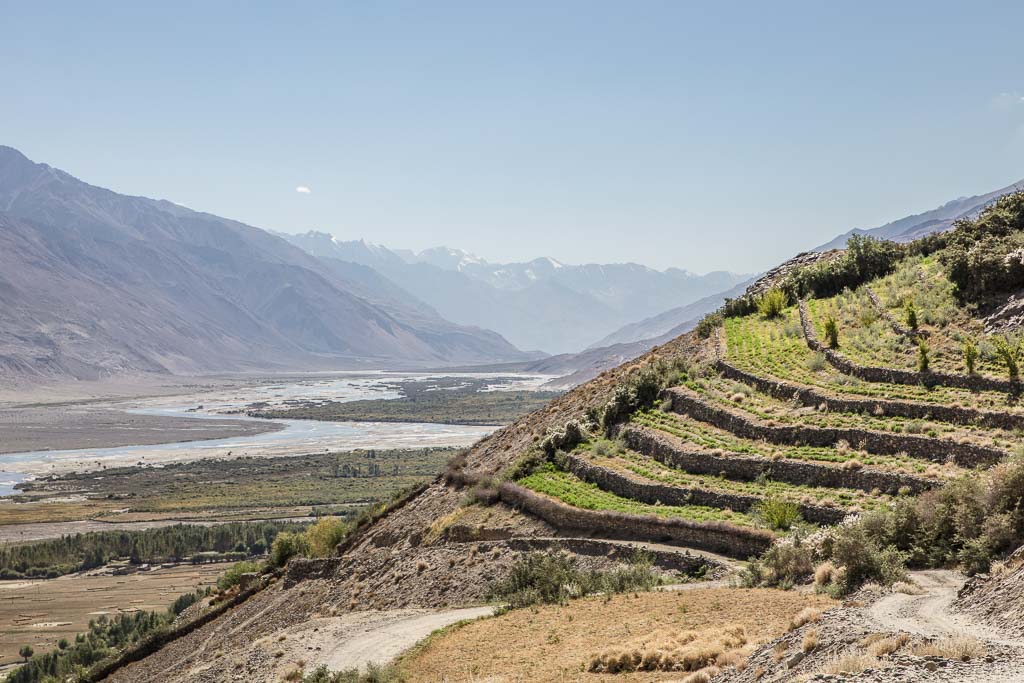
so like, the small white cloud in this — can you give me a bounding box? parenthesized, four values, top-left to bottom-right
(295, 186, 312, 194)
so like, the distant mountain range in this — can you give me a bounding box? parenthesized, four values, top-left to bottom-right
(0, 146, 532, 383)
(4, 141, 1023, 387)
(815, 179, 1024, 251)
(282, 231, 750, 354)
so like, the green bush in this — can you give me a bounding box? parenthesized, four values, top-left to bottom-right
(695, 311, 723, 339)
(994, 337, 1020, 380)
(756, 288, 788, 319)
(939, 191, 1024, 302)
(488, 552, 660, 609)
(917, 339, 930, 373)
(740, 538, 813, 589)
(305, 517, 350, 558)
(821, 524, 907, 594)
(754, 495, 801, 531)
(963, 340, 979, 374)
(217, 560, 261, 591)
(269, 532, 309, 568)
(905, 301, 918, 330)
(823, 316, 839, 349)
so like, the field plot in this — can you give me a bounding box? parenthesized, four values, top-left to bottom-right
(0, 563, 222, 667)
(8, 448, 454, 529)
(723, 307, 1024, 411)
(400, 587, 835, 682)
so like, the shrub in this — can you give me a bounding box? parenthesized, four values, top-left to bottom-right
(696, 311, 724, 339)
(305, 517, 349, 558)
(994, 336, 1020, 380)
(917, 339, 930, 373)
(823, 316, 839, 349)
(756, 289, 788, 319)
(217, 560, 261, 591)
(821, 524, 907, 594)
(540, 420, 587, 458)
(739, 538, 813, 589)
(488, 551, 659, 609)
(269, 532, 310, 568)
(904, 301, 918, 330)
(754, 496, 801, 531)
(939, 191, 1024, 301)
(963, 340, 979, 374)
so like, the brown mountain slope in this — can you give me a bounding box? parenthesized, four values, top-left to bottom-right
(0, 146, 529, 383)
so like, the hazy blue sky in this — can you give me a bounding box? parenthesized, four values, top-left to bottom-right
(4, 1, 1024, 272)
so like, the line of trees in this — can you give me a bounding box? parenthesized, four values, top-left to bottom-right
(0, 521, 306, 579)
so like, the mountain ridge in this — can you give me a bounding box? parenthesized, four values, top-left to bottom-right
(0, 146, 530, 384)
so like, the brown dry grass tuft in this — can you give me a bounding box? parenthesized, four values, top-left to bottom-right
(912, 635, 985, 661)
(866, 633, 910, 657)
(819, 652, 878, 675)
(801, 628, 819, 653)
(787, 607, 822, 631)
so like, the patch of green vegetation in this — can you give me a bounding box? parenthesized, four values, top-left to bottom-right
(16, 448, 455, 519)
(590, 441, 891, 510)
(517, 464, 756, 526)
(251, 378, 559, 425)
(0, 521, 303, 580)
(631, 409, 933, 474)
(487, 551, 661, 609)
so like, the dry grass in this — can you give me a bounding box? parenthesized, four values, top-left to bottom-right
(400, 588, 835, 682)
(819, 652, 879, 675)
(911, 635, 986, 661)
(787, 607, 822, 631)
(813, 561, 836, 589)
(866, 633, 910, 657)
(801, 628, 819, 653)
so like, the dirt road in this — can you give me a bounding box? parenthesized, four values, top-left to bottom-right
(868, 570, 1023, 647)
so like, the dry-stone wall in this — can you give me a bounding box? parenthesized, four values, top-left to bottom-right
(799, 300, 1018, 394)
(715, 359, 1024, 431)
(563, 452, 846, 525)
(498, 481, 774, 558)
(620, 425, 934, 496)
(666, 386, 1004, 468)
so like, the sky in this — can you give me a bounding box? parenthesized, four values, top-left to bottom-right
(3, 1, 1024, 273)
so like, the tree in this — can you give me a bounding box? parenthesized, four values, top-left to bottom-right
(19, 645, 33, 662)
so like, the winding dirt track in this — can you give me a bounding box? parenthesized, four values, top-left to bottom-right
(868, 570, 1022, 647)
(868, 570, 1024, 682)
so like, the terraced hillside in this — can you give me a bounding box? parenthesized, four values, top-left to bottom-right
(84, 193, 1024, 683)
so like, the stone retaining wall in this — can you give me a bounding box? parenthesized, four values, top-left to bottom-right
(715, 358, 1024, 432)
(666, 386, 1004, 468)
(620, 425, 935, 496)
(498, 482, 774, 559)
(470, 537, 720, 575)
(799, 300, 1018, 395)
(865, 286, 929, 339)
(563, 452, 846, 525)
